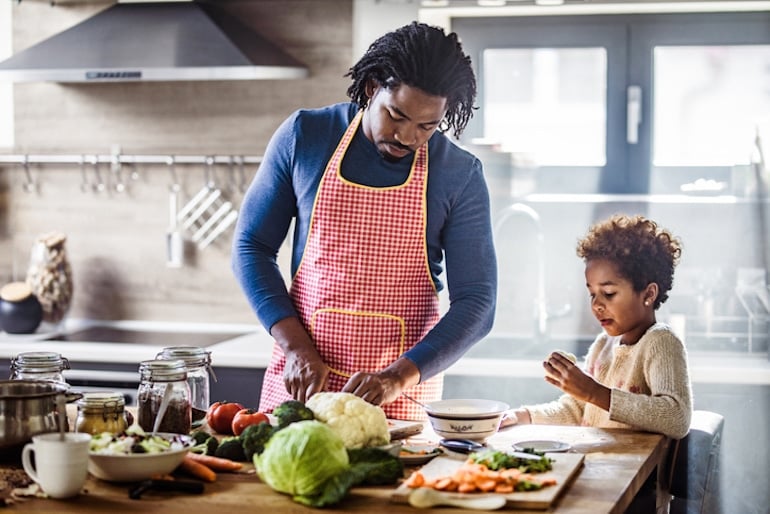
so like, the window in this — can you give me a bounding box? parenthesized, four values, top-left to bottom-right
(452, 12, 770, 358)
(456, 12, 770, 193)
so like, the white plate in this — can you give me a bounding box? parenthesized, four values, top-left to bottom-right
(399, 444, 443, 465)
(511, 440, 571, 453)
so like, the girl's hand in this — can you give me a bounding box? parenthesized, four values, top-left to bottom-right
(543, 351, 610, 411)
(498, 408, 531, 429)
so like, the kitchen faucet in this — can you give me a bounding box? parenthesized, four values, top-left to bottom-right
(494, 203, 571, 341)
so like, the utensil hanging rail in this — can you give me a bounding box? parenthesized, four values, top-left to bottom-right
(0, 154, 262, 166)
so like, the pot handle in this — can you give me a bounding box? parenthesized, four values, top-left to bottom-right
(64, 391, 83, 403)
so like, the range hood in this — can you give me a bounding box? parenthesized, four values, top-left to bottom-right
(0, 0, 309, 83)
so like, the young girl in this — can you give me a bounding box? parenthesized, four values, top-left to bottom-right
(502, 214, 693, 440)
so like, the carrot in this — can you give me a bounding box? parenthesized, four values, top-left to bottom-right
(403, 471, 425, 488)
(403, 459, 557, 495)
(185, 452, 243, 472)
(179, 454, 217, 482)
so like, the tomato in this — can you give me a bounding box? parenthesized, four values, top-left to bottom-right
(231, 409, 270, 436)
(206, 401, 245, 435)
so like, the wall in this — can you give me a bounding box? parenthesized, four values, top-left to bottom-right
(0, 0, 354, 324)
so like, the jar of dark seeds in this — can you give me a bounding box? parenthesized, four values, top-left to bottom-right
(156, 346, 215, 424)
(137, 359, 191, 434)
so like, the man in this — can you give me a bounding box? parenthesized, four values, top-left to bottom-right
(232, 22, 496, 420)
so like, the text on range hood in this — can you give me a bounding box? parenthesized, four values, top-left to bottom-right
(0, 1, 309, 83)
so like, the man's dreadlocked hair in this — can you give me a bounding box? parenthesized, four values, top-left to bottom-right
(345, 22, 477, 139)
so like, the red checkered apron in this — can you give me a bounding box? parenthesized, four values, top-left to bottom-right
(259, 111, 442, 420)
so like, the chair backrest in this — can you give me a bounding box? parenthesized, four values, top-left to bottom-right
(666, 410, 725, 514)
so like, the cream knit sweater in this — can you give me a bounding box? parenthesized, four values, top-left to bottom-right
(525, 323, 693, 439)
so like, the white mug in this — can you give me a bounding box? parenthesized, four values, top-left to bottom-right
(21, 432, 91, 499)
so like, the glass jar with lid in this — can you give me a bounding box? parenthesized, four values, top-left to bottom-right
(137, 359, 191, 434)
(75, 392, 129, 435)
(156, 346, 215, 424)
(10, 351, 70, 385)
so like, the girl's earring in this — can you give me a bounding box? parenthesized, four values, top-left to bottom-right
(644, 300, 651, 306)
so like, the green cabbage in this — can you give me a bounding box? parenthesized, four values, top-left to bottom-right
(255, 420, 349, 498)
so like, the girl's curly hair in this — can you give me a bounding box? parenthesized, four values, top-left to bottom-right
(345, 21, 477, 139)
(576, 214, 683, 309)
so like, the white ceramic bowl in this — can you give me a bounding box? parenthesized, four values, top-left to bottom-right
(424, 399, 510, 441)
(88, 433, 193, 483)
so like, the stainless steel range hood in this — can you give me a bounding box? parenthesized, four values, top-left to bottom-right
(0, 1, 309, 83)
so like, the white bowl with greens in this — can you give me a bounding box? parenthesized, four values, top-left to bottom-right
(88, 428, 193, 482)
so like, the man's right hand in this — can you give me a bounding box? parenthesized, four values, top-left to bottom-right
(270, 317, 329, 403)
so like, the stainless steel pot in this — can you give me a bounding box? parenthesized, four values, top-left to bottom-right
(0, 380, 81, 453)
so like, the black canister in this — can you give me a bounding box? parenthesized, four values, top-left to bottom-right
(0, 282, 43, 334)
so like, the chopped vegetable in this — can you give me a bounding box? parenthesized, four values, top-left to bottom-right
(402, 458, 557, 494)
(305, 392, 390, 449)
(469, 449, 553, 473)
(272, 400, 315, 429)
(89, 426, 189, 455)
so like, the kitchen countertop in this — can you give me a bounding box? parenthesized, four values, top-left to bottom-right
(2, 319, 769, 384)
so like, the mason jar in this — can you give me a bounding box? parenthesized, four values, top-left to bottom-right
(136, 359, 191, 434)
(75, 392, 129, 435)
(10, 351, 70, 385)
(156, 346, 215, 424)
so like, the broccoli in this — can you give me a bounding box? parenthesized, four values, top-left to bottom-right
(346, 447, 404, 485)
(188, 430, 219, 455)
(273, 400, 315, 429)
(240, 421, 276, 461)
(214, 437, 247, 462)
(190, 430, 210, 446)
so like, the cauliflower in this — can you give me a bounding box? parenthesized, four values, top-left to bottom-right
(305, 392, 390, 449)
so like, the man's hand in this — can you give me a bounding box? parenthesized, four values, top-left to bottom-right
(270, 317, 329, 403)
(341, 357, 420, 406)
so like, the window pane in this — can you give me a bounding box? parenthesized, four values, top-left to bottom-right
(653, 45, 770, 167)
(482, 47, 607, 166)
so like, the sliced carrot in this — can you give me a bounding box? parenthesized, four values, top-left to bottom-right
(403, 471, 425, 488)
(457, 482, 477, 493)
(434, 478, 458, 491)
(179, 454, 217, 482)
(475, 478, 498, 492)
(185, 452, 243, 472)
(494, 483, 514, 494)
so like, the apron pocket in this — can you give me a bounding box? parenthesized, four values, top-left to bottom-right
(311, 308, 405, 377)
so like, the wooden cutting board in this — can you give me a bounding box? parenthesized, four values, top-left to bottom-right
(391, 452, 585, 510)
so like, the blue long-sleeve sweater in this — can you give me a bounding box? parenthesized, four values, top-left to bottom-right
(231, 102, 497, 381)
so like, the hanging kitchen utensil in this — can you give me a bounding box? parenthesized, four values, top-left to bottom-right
(165, 156, 184, 268)
(176, 157, 238, 250)
(20, 156, 37, 193)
